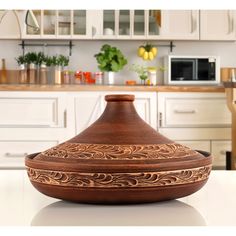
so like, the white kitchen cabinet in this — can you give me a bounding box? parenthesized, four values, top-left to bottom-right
(0, 92, 67, 128)
(177, 140, 211, 153)
(0, 92, 75, 168)
(159, 10, 199, 40)
(158, 92, 231, 128)
(200, 10, 236, 40)
(73, 92, 104, 134)
(0, 141, 58, 168)
(92, 10, 132, 39)
(72, 91, 157, 134)
(92, 10, 161, 39)
(23, 10, 91, 39)
(92, 10, 199, 40)
(158, 92, 231, 170)
(0, 10, 22, 39)
(211, 140, 231, 169)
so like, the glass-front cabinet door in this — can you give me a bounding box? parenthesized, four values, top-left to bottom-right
(118, 10, 131, 38)
(43, 10, 56, 38)
(133, 10, 146, 38)
(24, 10, 91, 39)
(148, 10, 161, 37)
(57, 10, 71, 38)
(73, 10, 88, 38)
(102, 10, 116, 38)
(25, 10, 41, 37)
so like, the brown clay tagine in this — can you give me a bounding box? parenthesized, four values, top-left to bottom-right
(25, 94, 212, 204)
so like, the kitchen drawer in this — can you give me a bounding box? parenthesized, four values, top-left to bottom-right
(211, 140, 231, 169)
(176, 140, 211, 153)
(162, 97, 231, 127)
(0, 96, 66, 127)
(0, 141, 58, 168)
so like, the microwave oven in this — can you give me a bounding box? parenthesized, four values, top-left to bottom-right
(164, 55, 220, 85)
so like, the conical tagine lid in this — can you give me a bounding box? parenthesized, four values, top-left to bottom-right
(25, 94, 212, 203)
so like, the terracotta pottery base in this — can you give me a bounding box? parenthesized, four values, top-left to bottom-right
(30, 180, 207, 204)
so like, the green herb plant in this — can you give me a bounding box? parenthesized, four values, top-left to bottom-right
(50, 55, 69, 67)
(15, 55, 26, 65)
(24, 52, 38, 65)
(130, 64, 148, 84)
(57, 55, 69, 67)
(94, 44, 127, 72)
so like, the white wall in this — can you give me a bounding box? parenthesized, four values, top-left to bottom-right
(1, 39, 236, 84)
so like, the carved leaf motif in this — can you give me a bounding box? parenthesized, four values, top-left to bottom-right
(27, 165, 211, 188)
(38, 143, 199, 160)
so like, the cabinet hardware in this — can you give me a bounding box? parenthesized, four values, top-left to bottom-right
(19, 40, 74, 56)
(5, 152, 28, 158)
(228, 10, 233, 34)
(159, 112, 163, 127)
(191, 10, 194, 33)
(64, 110, 67, 128)
(174, 109, 196, 114)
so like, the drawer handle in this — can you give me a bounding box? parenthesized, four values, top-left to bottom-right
(174, 109, 196, 114)
(5, 152, 28, 158)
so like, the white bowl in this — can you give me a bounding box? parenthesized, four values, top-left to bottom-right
(104, 28, 114, 35)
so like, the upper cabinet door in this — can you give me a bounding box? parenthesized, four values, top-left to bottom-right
(0, 10, 22, 39)
(117, 10, 132, 39)
(200, 10, 236, 40)
(72, 10, 91, 39)
(132, 10, 147, 39)
(23, 10, 92, 39)
(158, 10, 199, 40)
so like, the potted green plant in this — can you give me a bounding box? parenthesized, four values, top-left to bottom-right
(94, 44, 127, 85)
(24, 52, 38, 84)
(130, 64, 148, 85)
(51, 55, 70, 84)
(15, 55, 27, 84)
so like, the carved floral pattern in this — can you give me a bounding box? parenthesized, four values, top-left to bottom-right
(27, 165, 211, 188)
(36, 142, 200, 160)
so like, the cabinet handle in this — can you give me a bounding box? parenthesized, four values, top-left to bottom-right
(5, 152, 28, 158)
(191, 11, 194, 33)
(92, 26, 97, 37)
(174, 109, 196, 114)
(64, 110, 67, 128)
(228, 10, 233, 34)
(158, 112, 163, 127)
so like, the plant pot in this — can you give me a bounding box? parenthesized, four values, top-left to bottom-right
(28, 63, 37, 84)
(104, 71, 115, 85)
(18, 64, 28, 84)
(25, 94, 212, 204)
(39, 64, 48, 85)
(53, 65, 62, 85)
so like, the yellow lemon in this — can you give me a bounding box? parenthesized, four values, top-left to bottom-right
(150, 47, 158, 57)
(138, 47, 145, 57)
(143, 51, 149, 60)
(148, 52, 154, 61)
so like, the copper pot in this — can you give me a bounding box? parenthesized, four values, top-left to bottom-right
(25, 94, 212, 204)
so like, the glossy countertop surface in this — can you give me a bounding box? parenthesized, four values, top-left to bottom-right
(0, 170, 235, 226)
(0, 84, 225, 92)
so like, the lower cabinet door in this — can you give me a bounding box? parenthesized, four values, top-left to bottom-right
(176, 140, 211, 153)
(0, 141, 59, 168)
(211, 141, 231, 169)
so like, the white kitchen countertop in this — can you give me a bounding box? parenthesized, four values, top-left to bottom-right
(0, 170, 236, 226)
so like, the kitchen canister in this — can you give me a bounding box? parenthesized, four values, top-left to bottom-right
(147, 68, 157, 85)
(95, 71, 103, 85)
(25, 94, 212, 204)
